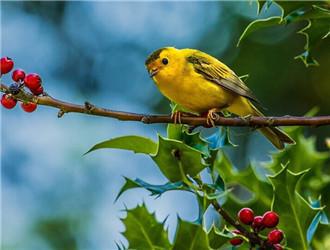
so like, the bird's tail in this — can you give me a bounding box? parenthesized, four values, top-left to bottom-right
(251, 105, 295, 150)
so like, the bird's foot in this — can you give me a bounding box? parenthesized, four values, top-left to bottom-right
(206, 108, 222, 127)
(240, 114, 252, 124)
(171, 111, 187, 124)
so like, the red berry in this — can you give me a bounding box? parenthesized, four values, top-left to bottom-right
(1, 94, 17, 109)
(21, 102, 37, 113)
(31, 85, 44, 96)
(267, 229, 284, 244)
(262, 211, 279, 228)
(238, 208, 254, 225)
(12, 69, 26, 82)
(1, 57, 14, 74)
(229, 237, 243, 246)
(273, 244, 283, 250)
(24, 73, 42, 90)
(252, 216, 264, 230)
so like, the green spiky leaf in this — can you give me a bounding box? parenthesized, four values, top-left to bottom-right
(122, 204, 171, 250)
(215, 152, 273, 215)
(152, 136, 207, 182)
(173, 220, 229, 250)
(85, 135, 157, 155)
(237, 16, 282, 46)
(269, 166, 322, 249)
(240, 1, 330, 66)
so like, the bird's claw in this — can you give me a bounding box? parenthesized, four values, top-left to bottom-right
(240, 114, 252, 124)
(206, 109, 221, 127)
(171, 111, 182, 124)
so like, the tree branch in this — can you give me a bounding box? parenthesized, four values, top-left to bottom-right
(1, 83, 330, 127)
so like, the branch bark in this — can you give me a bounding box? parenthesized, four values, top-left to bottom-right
(1, 83, 330, 127)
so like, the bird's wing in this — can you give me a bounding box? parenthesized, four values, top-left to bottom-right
(186, 53, 260, 103)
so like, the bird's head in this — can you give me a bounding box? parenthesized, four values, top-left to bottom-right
(145, 47, 182, 80)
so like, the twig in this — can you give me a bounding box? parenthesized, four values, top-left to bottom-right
(1, 83, 330, 128)
(211, 201, 262, 246)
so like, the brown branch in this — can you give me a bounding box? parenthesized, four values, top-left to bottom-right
(1, 83, 330, 127)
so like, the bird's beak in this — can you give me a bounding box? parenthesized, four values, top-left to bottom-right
(149, 68, 159, 78)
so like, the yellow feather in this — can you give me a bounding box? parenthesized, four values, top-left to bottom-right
(145, 47, 295, 149)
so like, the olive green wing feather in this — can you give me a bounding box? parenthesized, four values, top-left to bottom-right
(186, 53, 260, 103)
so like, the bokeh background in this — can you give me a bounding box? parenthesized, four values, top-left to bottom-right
(1, 1, 329, 250)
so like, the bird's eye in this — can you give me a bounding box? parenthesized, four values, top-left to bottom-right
(162, 58, 169, 65)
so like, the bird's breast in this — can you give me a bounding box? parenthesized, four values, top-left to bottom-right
(154, 71, 235, 114)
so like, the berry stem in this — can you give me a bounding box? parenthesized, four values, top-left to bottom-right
(1, 83, 330, 127)
(211, 201, 263, 246)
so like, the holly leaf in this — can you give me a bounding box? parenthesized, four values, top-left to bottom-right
(296, 17, 330, 66)
(240, 1, 330, 66)
(195, 195, 212, 225)
(269, 166, 322, 249)
(115, 177, 185, 201)
(173, 220, 228, 250)
(208, 225, 233, 249)
(167, 124, 210, 156)
(181, 130, 210, 157)
(267, 134, 328, 173)
(122, 204, 171, 250)
(237, 16, 282, 46)
(167, 124, 184, 140)
(215, 152, 273, 215)
(85, 135, 157, 155)
(308, 198, 330, 246)
(203, 175, 228, 200)
(152, 136, 207, 182)
(266, 132, 329, 201)
(206, 127, 236, 149)
(257, 0, 273, 14)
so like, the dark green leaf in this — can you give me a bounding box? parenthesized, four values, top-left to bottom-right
(173, 220, 229, 250)
(267, 134, 328, 173)
(181, 130, 210, 156)
(208, 226, 232, 249)
(122, 204, 171, 250)
(167, 124, 211, 156)
(215, 152, 273, 215)
(237, 16, 282, 46)
(269, 166, 322, 249)
(275, 1, 325, 19)
(241, 2, 330, 66)
(152, 136, 207, 182)
(173, 220, 208, 250)
(296, 17, 330, 66)
(85, 135, 157, 155)
(203, 176, 228, 200)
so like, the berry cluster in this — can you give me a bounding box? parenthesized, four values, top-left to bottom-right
(229, 208, 284, 250)
(1, 57, 43, 112)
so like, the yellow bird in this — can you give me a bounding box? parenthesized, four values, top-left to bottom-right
(145, 47, 295, 149)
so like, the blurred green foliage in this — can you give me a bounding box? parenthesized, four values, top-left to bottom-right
(89, 120, 329, 249)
